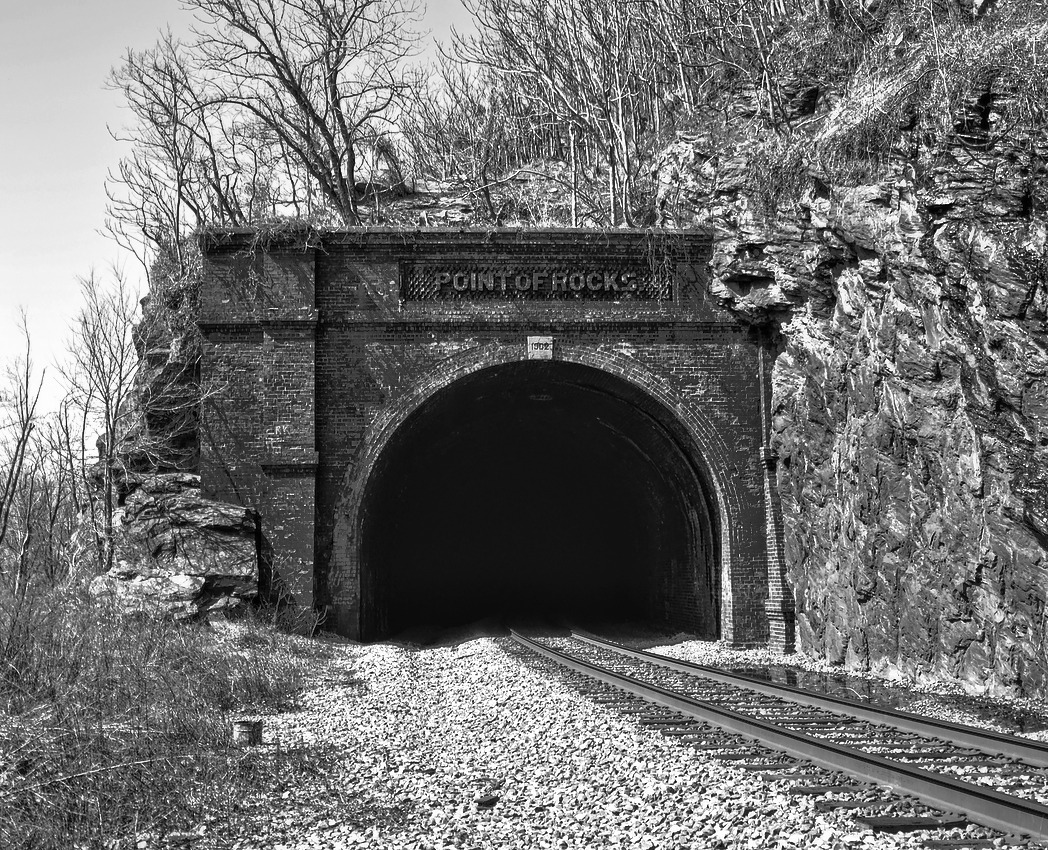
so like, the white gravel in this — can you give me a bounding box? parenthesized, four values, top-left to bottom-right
(204, 631, 1036, 850)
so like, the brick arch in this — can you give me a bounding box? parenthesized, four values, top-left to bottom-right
(329, 341, 747, 640)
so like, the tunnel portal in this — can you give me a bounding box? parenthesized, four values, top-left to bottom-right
(198, 229, 792, 649)
(359, 360, 718, 639)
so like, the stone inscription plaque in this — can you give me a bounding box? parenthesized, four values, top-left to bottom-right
(401, 261, 672, 301)
(527, 336, 554, 359)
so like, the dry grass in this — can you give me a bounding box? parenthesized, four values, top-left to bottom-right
(0, 575, 319, 849)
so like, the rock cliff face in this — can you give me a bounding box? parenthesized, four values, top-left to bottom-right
(130, 294, 201, 472)
(90, 473, 259, 618)
(659, 99, 1048, 695)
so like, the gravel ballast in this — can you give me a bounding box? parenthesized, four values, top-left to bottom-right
(211, 631, 1034, 850)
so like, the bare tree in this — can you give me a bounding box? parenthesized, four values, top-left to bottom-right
(188, 0, 420, 224)
(455, 0, 640, 223)
(107, 0, 419, 294)
(106, 32, 287, 285)
(401, 63, 543, 220)
(0, 319, 85, 598)
(449, 0, 808, 225)
(0, 319, 44, 571)
(59, 275, 142, 572)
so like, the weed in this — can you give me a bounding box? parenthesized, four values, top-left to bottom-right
(0, 573, 314, 849)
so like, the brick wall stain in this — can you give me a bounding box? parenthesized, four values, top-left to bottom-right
(199, 229, 788, 646)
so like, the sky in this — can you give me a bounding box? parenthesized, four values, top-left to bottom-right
(0, 0, 471, 399)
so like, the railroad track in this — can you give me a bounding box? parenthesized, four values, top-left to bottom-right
(510, 630, 1048, 847)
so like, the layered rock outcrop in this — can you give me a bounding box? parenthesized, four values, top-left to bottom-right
(659, 92, 1048, 695)
(90, 473, 259, 618)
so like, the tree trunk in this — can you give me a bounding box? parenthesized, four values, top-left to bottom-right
(570, 124, 578, 227)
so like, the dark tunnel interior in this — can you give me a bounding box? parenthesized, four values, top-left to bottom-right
(359, 360, 719, 639)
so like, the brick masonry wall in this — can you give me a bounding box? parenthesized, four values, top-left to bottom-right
(199, 228, 790, 646)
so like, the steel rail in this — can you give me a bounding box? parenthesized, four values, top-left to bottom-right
(511, 631, 1048, 843)
(574, 631, 1048, 769)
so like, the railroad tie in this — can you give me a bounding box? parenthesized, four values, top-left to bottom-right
(814, 800, 886, 812)
(786, 784, 867, 796)
(736, 761, 802, 771)
(853, 815, 969, 833)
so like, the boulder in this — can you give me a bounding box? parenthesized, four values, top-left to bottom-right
(90, 473, 259, 618)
